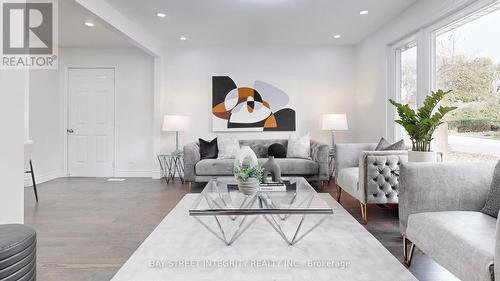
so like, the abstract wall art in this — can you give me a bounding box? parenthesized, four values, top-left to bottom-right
(212, 76, 296, 132)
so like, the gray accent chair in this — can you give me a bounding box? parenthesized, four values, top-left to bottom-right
(399, 162, 498, 281)
(184, 139, 330, 186)
(334, 143, 408, 224)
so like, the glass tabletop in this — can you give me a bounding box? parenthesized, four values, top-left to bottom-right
(189, 177, 333, 216)
(158, 151, 183, 157)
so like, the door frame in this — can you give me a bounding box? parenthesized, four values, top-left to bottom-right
(63, 66, 117, 177)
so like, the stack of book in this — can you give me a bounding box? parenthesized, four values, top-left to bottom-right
(259, 182, 286, 192)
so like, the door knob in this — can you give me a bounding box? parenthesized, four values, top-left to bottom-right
(67, 129, 74, 133)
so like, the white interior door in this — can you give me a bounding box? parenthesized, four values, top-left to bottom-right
(67, 68, 115, 177)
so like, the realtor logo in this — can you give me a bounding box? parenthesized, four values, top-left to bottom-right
(1, 0, 58, 69)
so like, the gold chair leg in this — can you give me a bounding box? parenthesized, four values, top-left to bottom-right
(336, 185, 342, 202)
(360, 202, 368, 225)
(188, 182, 192, 193)
(403, 235, 415, 267)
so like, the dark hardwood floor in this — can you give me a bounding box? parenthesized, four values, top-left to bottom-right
(24, 178, 458, 281)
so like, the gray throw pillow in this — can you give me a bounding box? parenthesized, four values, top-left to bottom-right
(375, 138, 406, 151)
(375, 138, 390, 151)
(383, 139, 406, 151)
(481, 160, 500, 218)
(249, 144, 268, 158)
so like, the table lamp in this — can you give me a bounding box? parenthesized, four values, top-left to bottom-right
(322, 113, 348, 148)
(162, 115, 190, 152)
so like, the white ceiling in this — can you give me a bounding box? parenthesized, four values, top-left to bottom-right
(59, 0, 134, 48)
(103, 0, 418, 47)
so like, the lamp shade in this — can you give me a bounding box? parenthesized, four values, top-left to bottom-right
(322, 114, 348, 131)
(162, 115, 190, 131)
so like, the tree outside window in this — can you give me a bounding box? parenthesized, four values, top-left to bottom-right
(435, 9, 500, 162)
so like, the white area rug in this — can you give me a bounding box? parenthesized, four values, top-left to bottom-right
(111, 194, 416, 281)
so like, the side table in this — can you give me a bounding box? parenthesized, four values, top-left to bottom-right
(158, 152, 184, 183)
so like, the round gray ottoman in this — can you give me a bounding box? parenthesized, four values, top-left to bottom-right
(0, 224, 36, 281)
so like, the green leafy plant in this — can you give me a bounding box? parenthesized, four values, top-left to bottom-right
(389, 89, 457, 152)
(234, 166, 263, 183)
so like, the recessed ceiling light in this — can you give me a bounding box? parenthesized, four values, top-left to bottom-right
(359, 10, 369, 15)
(156, 12, 166, 18)
(84, 21, 94, 27)
(333, 34, 341, 39)
(180, 36, 187, 41)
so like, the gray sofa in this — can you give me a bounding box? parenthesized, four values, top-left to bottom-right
(334, 143, 408, 224)
(399, 162, 498, 281)
(183, 139, 330, 185)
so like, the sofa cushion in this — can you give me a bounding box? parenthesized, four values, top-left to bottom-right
(268, 143, 287, 158)
(196, 158, 319, 176)
(375, 138, 390, 151)
(337, 167, 359, 196)
(375, 137, 405, 151)
(239, 139, 288, 158)
(286, 134, 311, 159)
(383, 139, 406, 151)
(196, 159, 234, 176)
(481, 160, 500, 218)
(407, 211, 496, 281)
(269, 158, 318, 175)
(217, 136, 240, 159)
(250, 144, 268, 158)
(199, 138, 218, 159)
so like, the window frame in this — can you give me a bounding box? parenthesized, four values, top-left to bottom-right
(387, 35, 418, 142)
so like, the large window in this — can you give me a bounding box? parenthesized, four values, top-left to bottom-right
(398, 43, 417, 146)
(388, 1, 500, 162)
(434, 6, 500, 162)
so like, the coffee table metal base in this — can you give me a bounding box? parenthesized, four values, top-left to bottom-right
(190, 178, 333, 246)
(193, 213, 329, 246)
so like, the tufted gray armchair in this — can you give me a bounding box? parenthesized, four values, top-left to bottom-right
(334, 143, 408, 224)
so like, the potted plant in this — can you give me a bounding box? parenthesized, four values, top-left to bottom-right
(234, 166, 263, 195)
(389, 89, 457, 162)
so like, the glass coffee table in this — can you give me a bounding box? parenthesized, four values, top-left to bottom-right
(190, 177, 333, 246)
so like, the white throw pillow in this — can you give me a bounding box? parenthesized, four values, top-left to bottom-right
(217, 136, 240, 159)
(286, 133, 311, 159)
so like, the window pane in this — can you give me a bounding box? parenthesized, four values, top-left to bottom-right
(435, 7, 500, 162)
(399, 44, 417, 146)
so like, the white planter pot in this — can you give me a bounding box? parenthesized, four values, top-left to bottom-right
(238, 178, 260, 195)
(408, 151, 437, 163)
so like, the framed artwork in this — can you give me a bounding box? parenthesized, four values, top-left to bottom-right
(212, 76, 296, 132)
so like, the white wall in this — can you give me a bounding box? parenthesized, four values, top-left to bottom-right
(161, 46, 356, 151)
(29, 70, 62, 182)
(354, 0, 476, 142)
(28, 47, 155, 179)
(0, 70, 26, 223)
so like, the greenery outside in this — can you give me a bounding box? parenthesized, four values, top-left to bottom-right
(401, 34, 500, 140)
(436, 34, 500, 139)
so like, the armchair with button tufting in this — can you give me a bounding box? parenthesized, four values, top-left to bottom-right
(334, 143, 408, 224)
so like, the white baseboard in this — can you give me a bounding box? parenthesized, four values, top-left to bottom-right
(25, 169, 65, 186)
(151, 170, 162, 179)
(114, 169, 153, 178)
